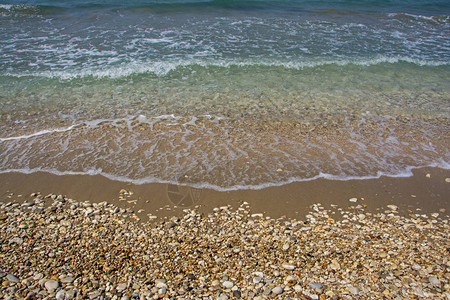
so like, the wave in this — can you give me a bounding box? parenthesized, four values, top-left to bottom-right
(2, 56, 448, 80)
(0, 114, 449, 191)
(1, 162, 449, 192)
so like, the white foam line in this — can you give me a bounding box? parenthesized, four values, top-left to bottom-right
(0, 114, 225, 142)
(0, 125, 77, 142)
(0, 162, 448, 192)
(4, 56, 449, 80)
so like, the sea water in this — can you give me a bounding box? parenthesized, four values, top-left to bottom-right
(0, 0, 449, 190)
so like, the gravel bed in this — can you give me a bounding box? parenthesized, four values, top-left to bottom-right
(0, 193, 449, 299)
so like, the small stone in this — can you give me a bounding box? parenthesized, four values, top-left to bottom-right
(349, 198, 358, 202)
(6, 274, 19, 283)
(282, 263, 295, 270)
(60, 276, 74, 284)
(88, 290, 100, 299)
(158, 288, 166, 295)
(445, 178, 450, 183)
(56, 290, 66, 300)
(426, 173, 431, 178)
(233, 290, 241, 298)
(285, 275, 296, 284)
(309, 282, 323, 289)
(329, 259, 340, 270)
(294, 284, 302, 292)
(45, 279, 59, 292)
(253, 277, 262, 284)
(65, 289, 76, 299)
(117, 283, 128, 291)
(429, 276, 441, 286)
(223, 281, 234, 289)
(272, 286, 283, 295)
(282, 243, 290, 251)
(348, 286, 359, 294)
(387, 205, 398, 211)
(0, 214, 7, 221)
(211, 280, 220, 287)
(166, 222, 177, 229)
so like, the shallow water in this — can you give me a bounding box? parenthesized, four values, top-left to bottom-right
(0, 0, 449, 190)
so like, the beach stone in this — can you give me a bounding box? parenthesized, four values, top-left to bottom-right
(309, 282, 323, 289)
(56, 290, 66, 300)
(387, 205, 398, 211)
(348, 286, 359, 295)
(9, 237, 23, 245)
(282, 263, 295, 270)
(445, 178, 450, 183)
(294, 285, 302, 292)
(88, 290, 100, 299)
(60, 276, 74, 284)
(158, 288, 166, 295)
(253, 277, 262, 284)
(223, 281, 234, 289)
(6, 274, 19, 283)
(211, 280, 220, 287)
(166, 222, 177, 229)
(282, 243, 290, 250)
(117, 283, 128, 291)
(349, 197, 358, 202)
(429, 276, 441, 286)
(330, 259, 340, 270)
(65, 289, 76, 299)
(233, 290, 241, 298)
(272, 286, 283, 295)
(45, 279, 59, 292)
(285, 275, 296, 284)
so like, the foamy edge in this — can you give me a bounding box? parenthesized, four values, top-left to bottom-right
(3, 56, 449, 80)
(0, 162, 449, 192)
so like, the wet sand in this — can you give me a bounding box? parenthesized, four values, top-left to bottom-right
(0, 166, 448, 222)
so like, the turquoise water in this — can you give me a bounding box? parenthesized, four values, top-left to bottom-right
(0, 0, 449, 189)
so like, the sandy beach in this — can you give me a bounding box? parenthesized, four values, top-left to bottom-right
(0, 167, 449, 299)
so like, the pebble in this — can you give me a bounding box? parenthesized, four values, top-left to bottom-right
(309, 282, 323, 289)
(55, 290, 65, 299)
(282, 263, 295, 270)
(387, 205, 398, 211)
(445, 178, 450, 183)
(223, 281, 234, 289)
(6, 274, 19, 283)
(329, 259, 340, 270)
(44, 279, 59, 292)
(253, 277, 262, 284)
(429, 276, 441, 286)
(272, 286, 283, 295)
(349, 198, 358, 202)
(348, 286, 359, 295)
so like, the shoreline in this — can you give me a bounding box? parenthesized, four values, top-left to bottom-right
(0, 166, 449, 222)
